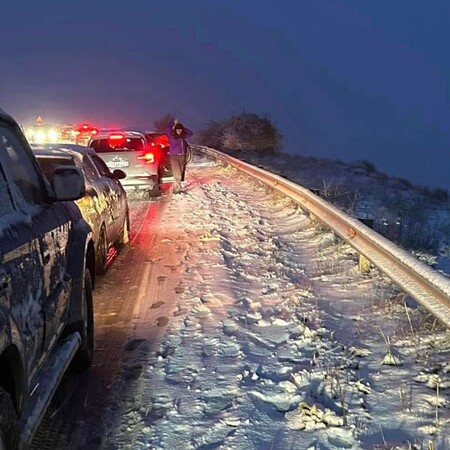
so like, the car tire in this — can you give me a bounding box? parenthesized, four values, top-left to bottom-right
(96, 227, 108, 275)
(116, 212, 130, 247)
(147, 185, 160, 198)
(69, 268, 94, 373)
(0, 388, 19, 450)
(146, 175, 161, 198)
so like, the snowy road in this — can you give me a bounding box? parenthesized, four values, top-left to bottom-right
(31, 153, 450, 449)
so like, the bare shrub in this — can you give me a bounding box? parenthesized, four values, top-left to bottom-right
(320, 180, 361, 213)
(354, 160, 378, 174)
(193, 120, 228, 149)
(429, 188, 449, 202)
(395, 177, 413, 189)
(196, 112, 282, 154)
(153, 113, 176, 132)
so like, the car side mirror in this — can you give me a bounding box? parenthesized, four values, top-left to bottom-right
(51, 165, 86, 201)
(112, 169, 126, 180)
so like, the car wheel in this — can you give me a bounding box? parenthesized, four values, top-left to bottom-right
(146, 175, 161, 198)
(0, 388, 19, 450)
(116, 212, 130, 247)
(96, 227, 108, 275)
(70, 268, 94, 373)
(157, 164, 164, 184)
(147, 185, 160, 198)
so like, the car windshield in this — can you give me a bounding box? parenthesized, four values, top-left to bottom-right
(90, 138, 145, 153)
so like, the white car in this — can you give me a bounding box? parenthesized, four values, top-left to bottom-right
(32, 144, 130, 274)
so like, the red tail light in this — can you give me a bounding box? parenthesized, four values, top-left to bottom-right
(75, 124, 98, 136)
(108, 133, 125, 140)
(137, 152, 155, 164)
(108, 133, 125, 147)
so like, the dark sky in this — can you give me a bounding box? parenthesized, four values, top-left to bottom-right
(2, 1, 449, 191)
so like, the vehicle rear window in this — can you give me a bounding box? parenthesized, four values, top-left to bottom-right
(90, 138, 145, 153)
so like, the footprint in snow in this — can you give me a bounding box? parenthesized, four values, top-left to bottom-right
(157, 316, 169, 327)
(175, 285, 185, 294)
(151, 300, 165, 309)
(124, 338, 147, 352)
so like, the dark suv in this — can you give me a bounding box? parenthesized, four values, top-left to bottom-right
(0, 109, 96, 449)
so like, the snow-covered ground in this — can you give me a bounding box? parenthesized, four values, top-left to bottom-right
(226, 149, 450, 277)
(99, 153, 450, 449)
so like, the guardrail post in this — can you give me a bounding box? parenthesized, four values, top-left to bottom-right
(358, 254, 371, 273)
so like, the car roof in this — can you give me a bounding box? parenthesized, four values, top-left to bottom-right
(30, 143, 96, 163)
(91, 130, 147, 140)
(145, 131, 167, 135)
(32, 149, 75, 162)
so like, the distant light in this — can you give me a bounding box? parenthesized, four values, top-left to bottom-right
(35, 131, 46, 143)
(48, 129, 59, 142)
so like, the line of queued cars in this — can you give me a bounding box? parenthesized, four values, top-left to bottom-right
(23, 122, 99, 146)
(0, 111, 176, 448)
(25, 121, 174, 198)
(30, 127, 175, 266)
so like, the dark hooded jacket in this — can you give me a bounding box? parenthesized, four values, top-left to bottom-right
(165, 121, 193, 155)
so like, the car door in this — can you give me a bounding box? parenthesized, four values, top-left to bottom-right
(0, 124, 74, 369)
(88, 152, 126, 241)
(0, 158, 46, 375)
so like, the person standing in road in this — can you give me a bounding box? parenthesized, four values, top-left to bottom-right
(165, 119, 193, 194)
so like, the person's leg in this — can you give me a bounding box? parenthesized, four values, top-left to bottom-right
(170, 155, 183, 193)
(181, 153, 187, 182)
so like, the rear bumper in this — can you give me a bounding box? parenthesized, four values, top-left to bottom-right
(121, 175, 158, 191)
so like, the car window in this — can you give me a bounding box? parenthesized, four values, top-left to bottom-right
(0, 163, 14, 216)
(82, 154, 100, 182)
(35, 156, 75, 182)
(0, 124, 44, 205)
(90, 153, 113, 177)
(90, 137, 145, 153)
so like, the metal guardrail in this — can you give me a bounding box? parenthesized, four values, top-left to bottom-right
(196, 145, 450, 329)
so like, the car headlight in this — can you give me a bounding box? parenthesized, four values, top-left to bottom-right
(35, 131, 46, 143)
(48, 129, 59, 142)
